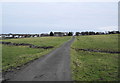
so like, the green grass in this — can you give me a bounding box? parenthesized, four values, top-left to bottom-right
(72, 34, 119, 52)
(0, 44, 2, 71)
(71, 34, 119, 81)
(1, 37, 71, 47)
(2, 36, 71, 71)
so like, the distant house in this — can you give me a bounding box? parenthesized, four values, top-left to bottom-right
(14, 35, 19, 38)
(63, 32, 69, 36)
(0, 34, 3, 38)
(40, 33, 49, 37)
(19, 35, 22, 38)
(111, 31, 119, 34)
(0, 34, 41, 39)
(1, 34, 6, 38)
(1, 34, 14, 38)
(54, 32, 68, 36)
(30, 34, 33, 37)
(34, 35, 38, 37)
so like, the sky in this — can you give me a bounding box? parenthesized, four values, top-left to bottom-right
(1, 1, 118, 34)
(1, 0, 119, 2)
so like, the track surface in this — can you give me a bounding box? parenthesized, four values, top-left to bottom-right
(4, 37, 75, 81)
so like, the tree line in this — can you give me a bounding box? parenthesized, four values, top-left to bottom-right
(75, 31, 120, 36)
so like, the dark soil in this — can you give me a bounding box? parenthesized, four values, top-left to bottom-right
(72, 48, 120, 54)
(0, 41, 54, 49)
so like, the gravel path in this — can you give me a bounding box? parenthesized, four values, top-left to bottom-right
(4, 37, 75, 81)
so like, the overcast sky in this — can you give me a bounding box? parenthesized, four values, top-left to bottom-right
(1, 2, 118, 34)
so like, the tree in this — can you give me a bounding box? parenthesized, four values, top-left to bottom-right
(81, 32, 85, 35)
(68, 32, 73, 36)
(89, 31, 95, 35)
(50, 31, 54, 36)
(76, 32, 80, 36)
(96, 32, 100, 35)
(85, 31, 89, 35)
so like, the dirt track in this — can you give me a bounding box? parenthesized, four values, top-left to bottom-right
(4, 37, 75, 81)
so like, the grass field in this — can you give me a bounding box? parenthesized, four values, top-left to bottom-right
(2, 36, 71, 71)
(0, 44, 2, 71)
(71, 34, 119, 81)
(1, 37, 71, 47)
(72, 34, 119, 52)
